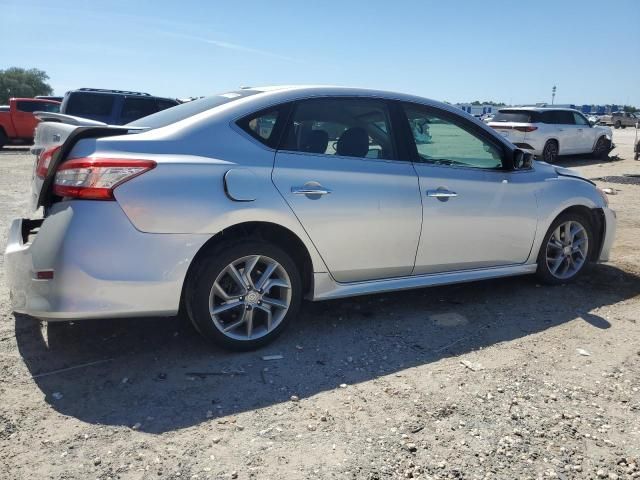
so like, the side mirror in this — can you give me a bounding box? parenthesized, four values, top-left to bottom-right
(513, 149, 533, 170)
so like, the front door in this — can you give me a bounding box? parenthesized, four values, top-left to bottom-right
(272, 97, 422, 283)
(400, 103, 538, 274)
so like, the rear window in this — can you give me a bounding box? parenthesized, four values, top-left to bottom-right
(126, 90, 261, 128)
(16, 101, 60, 113)
(65, 93, 115, 116)
(491, 110, 540, 123)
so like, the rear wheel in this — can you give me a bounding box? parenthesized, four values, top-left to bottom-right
(0, 129, 7, 150)
(185, 240, 302, 350)
(614, 121, 621, 129)
(592, 136, 610, 159)
(542, 140, 559, 163)
(536, 213, 593, 285)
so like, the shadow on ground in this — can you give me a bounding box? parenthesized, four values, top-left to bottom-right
(554, 153, 623, 169)
(14, 264, 640, 434)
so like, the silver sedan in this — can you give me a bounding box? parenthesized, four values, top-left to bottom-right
(5, 86, 616, 350)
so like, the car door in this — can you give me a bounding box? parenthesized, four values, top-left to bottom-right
(272, 97, 422, 283)
(572, 111, 595, 153)
(400, 103, 538, 274)
(551, 110, 581, 153)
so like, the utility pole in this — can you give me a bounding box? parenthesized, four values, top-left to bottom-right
(551, 85, 556, 105)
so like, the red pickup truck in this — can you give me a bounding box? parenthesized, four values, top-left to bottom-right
(0, 98, 60, 149)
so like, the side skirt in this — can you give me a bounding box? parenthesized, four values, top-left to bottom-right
(311, 264, 538, 301)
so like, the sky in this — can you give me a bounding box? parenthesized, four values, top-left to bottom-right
(1, 0, 639, 106)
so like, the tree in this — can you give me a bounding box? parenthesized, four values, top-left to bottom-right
(622, 105, 638, 114)
(0, 67, 53, 103)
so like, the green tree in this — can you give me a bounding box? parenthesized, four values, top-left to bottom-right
(622, 105, 638, 113)
(0, 67, 53, 103)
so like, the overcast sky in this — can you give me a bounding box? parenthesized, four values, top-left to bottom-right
(2, 0, 639, 105)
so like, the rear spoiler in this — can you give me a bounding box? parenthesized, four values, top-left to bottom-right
(34, 111, 108, 126)
(38, 125, 138, 209)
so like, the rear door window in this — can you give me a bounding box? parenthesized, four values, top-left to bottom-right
(279, 98, 396, 160)
(65, 93, 115, 117)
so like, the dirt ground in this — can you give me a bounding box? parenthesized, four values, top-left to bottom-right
(1, 130, 639, 480)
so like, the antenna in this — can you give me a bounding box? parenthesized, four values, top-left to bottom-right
(551, 85, 556, 105)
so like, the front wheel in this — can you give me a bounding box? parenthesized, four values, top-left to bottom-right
(536, 213, 593, 285)
(592, 136, 610, 159)
(185, 241, 302, 350)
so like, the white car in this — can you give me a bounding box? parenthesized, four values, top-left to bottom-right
(488, 108, 613, 163)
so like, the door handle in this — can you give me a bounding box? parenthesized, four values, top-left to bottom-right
(426, 189, 457, 198)
(577, 128, 583, 132)
(291, 186, 332, 196)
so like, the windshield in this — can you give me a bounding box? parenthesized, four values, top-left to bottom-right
(491, 110, 539, 123)
(126, 89, 262, 128)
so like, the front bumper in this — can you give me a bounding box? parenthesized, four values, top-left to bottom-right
(598, 207, 616, 262)
(4, 201, 210, 321)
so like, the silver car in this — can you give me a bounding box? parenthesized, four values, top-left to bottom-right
(5, 86, 617, 350)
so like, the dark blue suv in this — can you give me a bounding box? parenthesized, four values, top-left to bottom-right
(60, 88, 180, 125)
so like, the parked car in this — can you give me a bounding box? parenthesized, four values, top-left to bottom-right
(59, 88, 179, 125)
(488, 108, 613, 163)
(599, 111, 639, 129)
(0, 98, 60, 149)
(5, 86, 616, 350)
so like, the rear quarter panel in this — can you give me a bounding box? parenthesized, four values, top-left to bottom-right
(71, 121, 329, 273)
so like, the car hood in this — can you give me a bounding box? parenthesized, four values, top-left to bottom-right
(535, 161, 595, 185)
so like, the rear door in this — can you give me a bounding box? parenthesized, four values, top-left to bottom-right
(272, 97, 422, 283)
(401, 103, 538, 274)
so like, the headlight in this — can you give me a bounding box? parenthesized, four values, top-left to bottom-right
(596, 186, 609, 207)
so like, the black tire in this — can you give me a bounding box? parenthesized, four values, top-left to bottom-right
(614, 121, 621, 129)
(536, 212, 594, 285)
(592, 136, 610, 159)
(542, 140, 559, 163)
(0, 129, 7, 150)
(185, 240, 302, 351)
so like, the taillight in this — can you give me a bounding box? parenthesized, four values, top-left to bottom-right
(36, 146, 61, 179)
(514, 126, 538, 132)
(53, 158, 156, 200)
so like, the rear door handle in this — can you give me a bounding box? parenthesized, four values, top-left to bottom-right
(426, 189, 457, 198)
(291, 186, 332, 196)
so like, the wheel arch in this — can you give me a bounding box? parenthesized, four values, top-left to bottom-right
(180, 221, 316, 308)
(539, 204, 605, 262)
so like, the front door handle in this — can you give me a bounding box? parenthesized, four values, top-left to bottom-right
(291, 186, 332, 196)
(426, 189, 457, 199)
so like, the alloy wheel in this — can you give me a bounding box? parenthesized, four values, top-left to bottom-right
(545, 220, 589, 280)
(543, 142, 558, 163)
(208, 255, 291, 341)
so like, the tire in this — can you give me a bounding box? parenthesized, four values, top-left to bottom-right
(542, 140, 559, 163)
(185, 240, 302, 351)
(0, 129, 7, 150)
(536, 213, 593, 285)
(614, 121, 621, 129)
(592, 136, 610, 159)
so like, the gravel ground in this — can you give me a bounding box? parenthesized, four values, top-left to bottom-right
(1, 131, 639, 480)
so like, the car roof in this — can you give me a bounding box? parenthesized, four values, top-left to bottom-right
(498, 106, 582, 113)
(10, 97, 60, 103)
